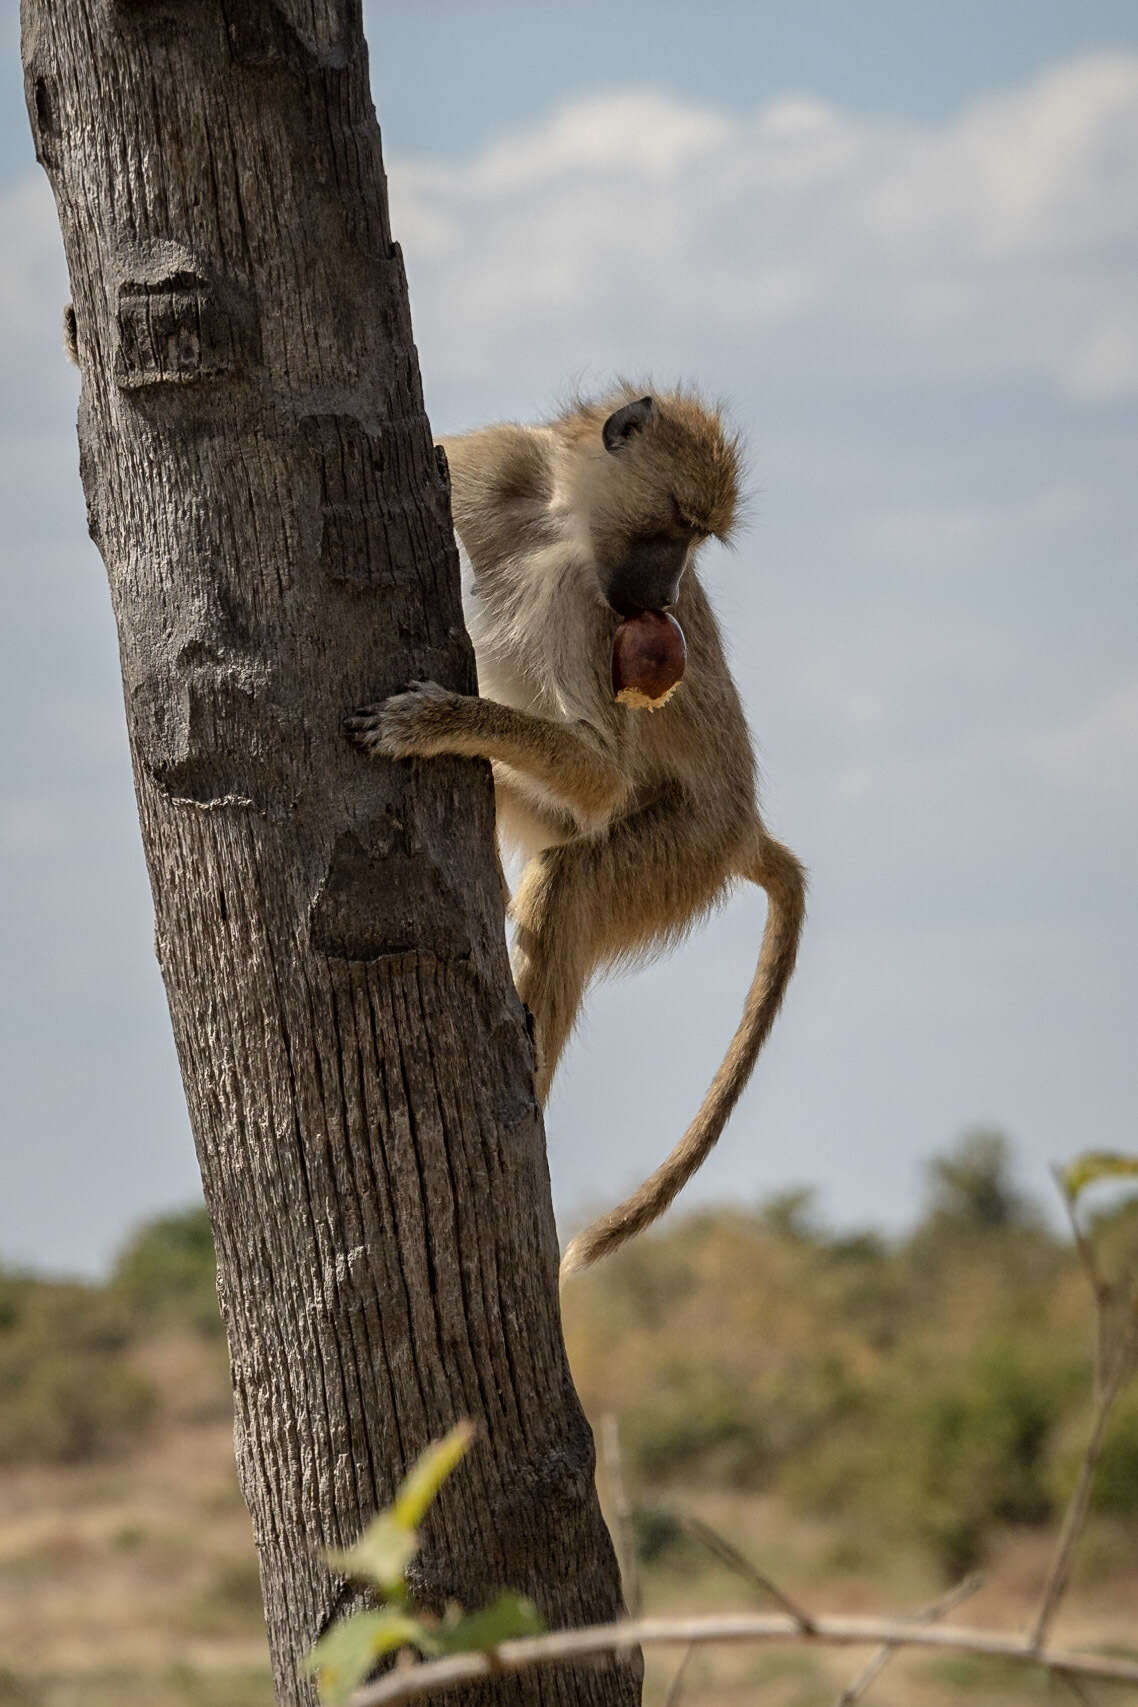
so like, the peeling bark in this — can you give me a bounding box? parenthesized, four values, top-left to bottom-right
(21, 3, 638, 1702)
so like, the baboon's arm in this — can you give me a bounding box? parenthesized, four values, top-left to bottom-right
(347, 682, 627, 825)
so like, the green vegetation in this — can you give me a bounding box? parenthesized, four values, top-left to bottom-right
(0, 1205, 227, 1467)
(110, 1206, 223, 1338)
(1, 1132, 1135, 1707)
(564, 1130, 1138, 1579)
(0, 1270, 154, 1464)
(3, 1130, 1136, 1590)
(0, 1667, 275, 1707)
(310, 1424, 542, 1704)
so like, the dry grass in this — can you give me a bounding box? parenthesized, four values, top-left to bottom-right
(3, 1153, 1136, 1706)
(625, 1494, 1138, 1705)
(2, 1361, 1134, 1707)
(0, 1338, 270, 1707)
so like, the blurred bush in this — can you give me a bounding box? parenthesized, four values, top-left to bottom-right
(5, 1132, 1135, 1582)
(563, 1129, 1137, 1579)
(0, 1270, 154, 1463)
(624, 1367, 768, 1484)
(1049, 1383, 1138, 1520)
(1092, 1389, 1138, 1516)
(111, 1205, 221, 1337)
(921, 1128, 1040, 1236)
(889, 1337, 1079, 1577)
(0, 1203, 221, 1465)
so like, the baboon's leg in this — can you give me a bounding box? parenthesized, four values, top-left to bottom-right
(512, 798, 737, 1099)
(511, 849, 595, 1101)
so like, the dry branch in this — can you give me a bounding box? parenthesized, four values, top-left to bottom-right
(346, 1610, 1138, 1706)
(678, 1512, 815, 1631)
(601, 1414, 641, 1618)
(660, 1643, 695, 1707)
(1029, 1330, 1136, 1653)
(1029, 1172, 1138, 1652)
(833, 1573, 982, 1706)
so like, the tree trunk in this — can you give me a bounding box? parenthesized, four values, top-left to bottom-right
(21, 4, 638, 1703)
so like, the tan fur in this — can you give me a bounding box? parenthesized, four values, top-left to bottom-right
(348, 385, 806, 1277)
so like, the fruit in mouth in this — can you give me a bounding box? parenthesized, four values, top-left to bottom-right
(611, 610, 687, 710)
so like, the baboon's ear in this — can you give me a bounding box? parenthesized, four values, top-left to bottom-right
(602, 395, 654, 453)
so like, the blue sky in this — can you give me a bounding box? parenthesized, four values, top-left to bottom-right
(363, 1, 1138, 150)
(6, 1, 1137, 181)
(2, 4, 1137, 1274)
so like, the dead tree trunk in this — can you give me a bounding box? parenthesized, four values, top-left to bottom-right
(21, 4, 638, 1703)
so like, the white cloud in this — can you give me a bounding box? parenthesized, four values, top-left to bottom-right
(834, 765, 875, 803)
(389, 52, 1138, 406)
(1062, 321, 1138, 402)
(1030, 684, 1138, 793)
(867, 54, 1138, 258)
(471, 88, 732, 191)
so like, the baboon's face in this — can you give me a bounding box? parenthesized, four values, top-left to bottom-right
(593, 397, 701, 616)
(597, 517, 694, 617)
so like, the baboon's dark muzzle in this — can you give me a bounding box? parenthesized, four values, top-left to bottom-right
(606, 534, 688, 617)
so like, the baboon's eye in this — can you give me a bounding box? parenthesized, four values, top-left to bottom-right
(670, 497, 704, 539)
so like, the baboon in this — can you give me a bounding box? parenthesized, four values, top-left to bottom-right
(348, 387, 806, 1275)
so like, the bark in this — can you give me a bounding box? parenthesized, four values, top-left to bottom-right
(21, 4, 639, 1704)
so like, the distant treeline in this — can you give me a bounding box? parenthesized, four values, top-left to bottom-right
(563, 1131, 1138, 1576)
(3, 1132, 1136, 1578)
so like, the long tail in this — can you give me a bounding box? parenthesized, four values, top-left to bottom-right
(559, 828, 807, 1280)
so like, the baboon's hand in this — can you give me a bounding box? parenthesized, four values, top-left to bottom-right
(345, 680, 458, 759)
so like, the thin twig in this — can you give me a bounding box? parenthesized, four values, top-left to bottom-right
(1058, 1674, 1100, 1706)
(679, 1512, 816, 1632)
(661, 1642, 695, 1707)
(1053, 1167, 1110, 1399)
(345, 1611, 1138, 1706)
(833, 1572, 982, 1706)
(600, 1413, 641, 1618)
(1030, 1176, 1138, 1651)
(1029, 1323, 1137, 1651)
(1052, 1166, 1107, 1304)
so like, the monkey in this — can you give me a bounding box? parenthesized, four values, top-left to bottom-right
(346, 386, 806, 1277)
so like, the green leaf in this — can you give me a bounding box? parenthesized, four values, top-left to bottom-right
(434, 1590, 544, 1656)
(325, 1424, 475, 1601)
(392, 1421, 476, 1530)
(1062, 1152, 1138, 1202)
(308, 1608, 428, 1705)
(326, 1513, 418, 1601)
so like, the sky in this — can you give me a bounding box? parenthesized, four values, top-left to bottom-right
(2, 3, 1137, 1276)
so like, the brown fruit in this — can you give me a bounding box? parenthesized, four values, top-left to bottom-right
(611, 610, 687, 710)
